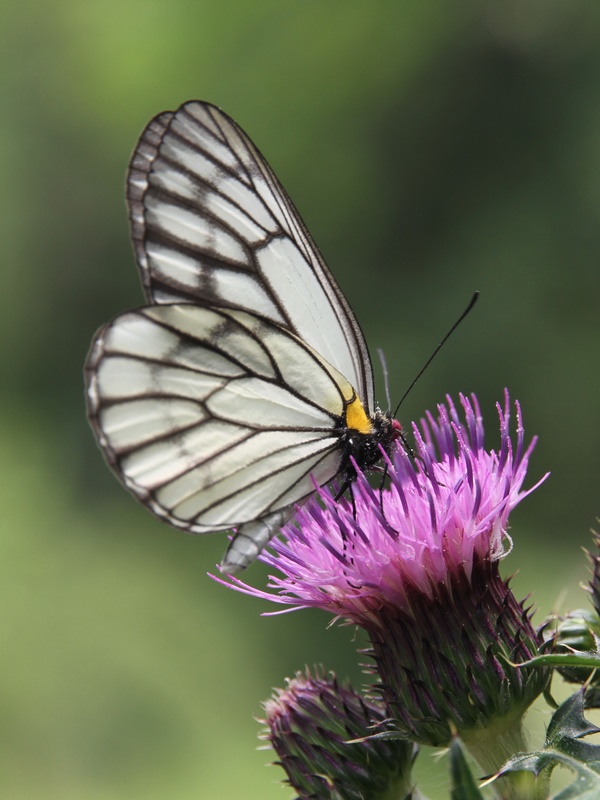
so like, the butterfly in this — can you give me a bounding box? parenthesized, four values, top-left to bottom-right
(85, 101, 400, 573)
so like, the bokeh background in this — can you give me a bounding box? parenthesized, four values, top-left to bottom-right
(3, 2, 600, 798)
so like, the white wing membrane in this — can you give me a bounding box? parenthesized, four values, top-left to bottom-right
(87, 101, 391, 572)
(86, 304, 352, 535)
(126, 101, 374, 409)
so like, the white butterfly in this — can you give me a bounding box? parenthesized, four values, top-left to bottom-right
(85, 101, 400, 573)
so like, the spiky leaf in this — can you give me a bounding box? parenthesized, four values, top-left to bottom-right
(496, 690, 600, 798)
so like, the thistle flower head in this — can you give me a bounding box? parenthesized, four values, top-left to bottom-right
(222, 392, 550, 748)
(543, 530, 600, 703)
(262, 667, 417, 800)
(587, 528, 600, 620)
(226, 392, 544, 618)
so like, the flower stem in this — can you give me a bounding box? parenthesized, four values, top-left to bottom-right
(462, 714, 549, 800)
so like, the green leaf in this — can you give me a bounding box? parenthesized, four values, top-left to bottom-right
(496, 689, 600, 798)
(546, 689, 600, 746)
(449, 735, 485, 800)
(512, 651, 600, 670)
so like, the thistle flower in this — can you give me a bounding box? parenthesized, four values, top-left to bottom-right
(543, 529, 600, 704)
(222, 393, 549, 770)
(262, 667, 418, 800)
(586, 528, 600, 620)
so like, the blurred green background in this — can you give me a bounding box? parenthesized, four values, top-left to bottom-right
(2, 1, 600, 798)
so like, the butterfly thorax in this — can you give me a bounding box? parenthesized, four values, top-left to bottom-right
(337, 408, 401, 484)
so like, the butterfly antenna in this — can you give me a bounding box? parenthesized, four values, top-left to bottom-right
(377, 348, 393, 411)
(392, 291, 479, 418)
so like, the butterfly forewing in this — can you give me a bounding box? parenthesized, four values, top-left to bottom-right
(125, 101, 374, 409)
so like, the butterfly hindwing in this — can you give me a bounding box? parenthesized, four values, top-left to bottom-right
(86, 304, 352, 535)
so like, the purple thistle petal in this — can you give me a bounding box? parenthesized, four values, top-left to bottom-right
(217, 392, 547, 626)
